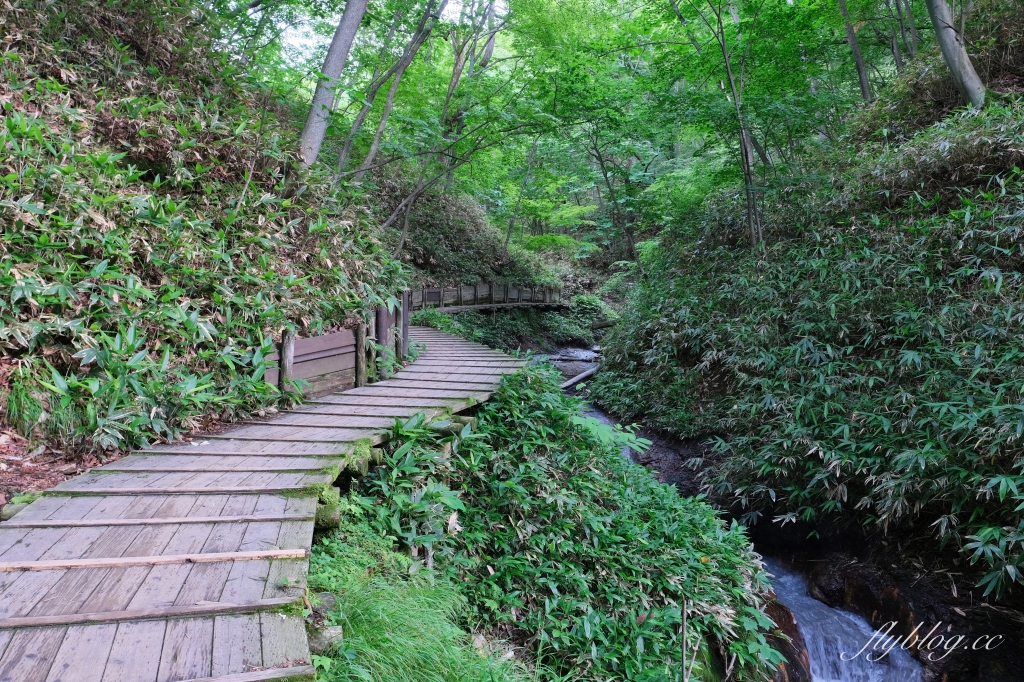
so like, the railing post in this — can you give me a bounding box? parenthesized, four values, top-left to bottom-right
(401, 291, 410, 358)
(355, 321, 367, 387)
(279, 329, 295, 394)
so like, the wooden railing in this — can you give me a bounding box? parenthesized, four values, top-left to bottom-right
(262, 283, 559, 398)
(409, 283, 563, 312)
(265, 293, 411, 398)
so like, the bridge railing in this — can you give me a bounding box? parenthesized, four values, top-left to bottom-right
(263, 284, 559, 398)
(409, 283, 562, 311)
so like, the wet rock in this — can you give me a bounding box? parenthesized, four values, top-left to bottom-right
(308, 625, 344, 655)
(765, 596, 812, 682)
(807, 554, 1024, 682)
(314, 592, 337, 612)
(0, 503, 28, 521)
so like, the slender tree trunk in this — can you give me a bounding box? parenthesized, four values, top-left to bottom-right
(393, 204, 413, 257)
(298, 0, 369, 168)
(340, 0, 446, 176)
(902, 0, 919, 58)
(837, 0, 873, 102)
(888, 0, 912, 60)
(891, 26, 904, 72)
(352, 73, 407, 182)
(335, 12, 404, 173)
(924, 0, 985, 107)
(504, 137, 539, 249)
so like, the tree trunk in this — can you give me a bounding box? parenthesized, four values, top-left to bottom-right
(888, 0, 912, 60)
(504, 137, 539, 249)
(902, 0, 919, 58)
(891, 27, 904, 72)
(341, 0, 446, 177)
(837, 0, 873, 102)
(335, 10, 404, 174)
(924, 0, 985, 108)
(298, 0, 369, 168)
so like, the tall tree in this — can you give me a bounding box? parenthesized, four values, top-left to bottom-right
(924, 0, 985, 108)
(298, 0, 370, 168)
(837, 0, 872, 102)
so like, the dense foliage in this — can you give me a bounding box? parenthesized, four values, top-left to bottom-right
(595, 98, 1024, 599)
(0, 0, 409, 451)
(412, 294, 612, 351)
(309, 514, 528, 682)
(352, 365, 781, 680)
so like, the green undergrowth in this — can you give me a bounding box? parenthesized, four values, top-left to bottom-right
(374, 173, 559, 289)
(308, 514, 527, 682)
(411, 294, 613, 352)
(594, 94, 1024, 598)
(0, 0, 401, 452)
(336, 365, 780, 681)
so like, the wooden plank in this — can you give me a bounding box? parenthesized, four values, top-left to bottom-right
(0, 598, 297, 629)
(285, 404, 432, 418)
(112, 455, 336, 470)
(131, 449, 348, 457)
(0, 627, 67, 682)
(398, 365, 517, 375)
(44, 623, 117, 682)
(0, 549, 308, 573)
(39, 485, 310, 497)
(0, 528, 73, 561)
(393, 370, 507, 381)
(205, 426, 379, 442)
(100, 620, 166, 682)
(139, 441, 353, 456)
(375, 379, 500, 391)
(260, 612, 308, 669)
(157, 617, 213, 681)
(342, 387, 491, 399)
(293, 329, 354, 357)
(246, 414, 394, 429)
(212, 614, 263, 676)
(307, 395, 464, 407)
(187, 666, 315, 682)
(1, 515, 313, 529)
(93, 466, 331, 473)
(0, 571, 65, 618)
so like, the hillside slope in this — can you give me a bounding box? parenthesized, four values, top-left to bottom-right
(0, 0, 402, 466)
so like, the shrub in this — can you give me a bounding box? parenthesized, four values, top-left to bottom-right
(355, 365, 782, 681)
(0, 0, 402, 452)
(597, 164, 1024, 599)
(309, 513, 527, 682)
(412, 294, 613, 351)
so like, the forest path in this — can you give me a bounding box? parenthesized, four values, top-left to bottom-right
(0, 327, 525, 682)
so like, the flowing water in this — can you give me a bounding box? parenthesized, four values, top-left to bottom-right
(553, 356, 922, 682)
(762, 557, 922, 682)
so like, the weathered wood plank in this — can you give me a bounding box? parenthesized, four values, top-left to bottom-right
(0, 549, 307, 573)
(1, 515, 314, 529)
(0, 627, 67, 682)
(212, 614, 263, 676)
(157, 617, 214, 681)
(260, 611, 308, 669)
(100, 620, 166, 682)
(41, 485, 309, 497)
(43, 623, 117, 682)
(0, 598, 297, 629)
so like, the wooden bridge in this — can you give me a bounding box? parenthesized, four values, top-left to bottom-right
(408, 282, 565, 313)
(0, 327, 525, 682)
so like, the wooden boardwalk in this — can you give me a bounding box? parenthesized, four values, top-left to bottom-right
(0, 328, 524, 682)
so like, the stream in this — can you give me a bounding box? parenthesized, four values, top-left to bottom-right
(548, 347, 924, 682)
(763, 557, 922, 682)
